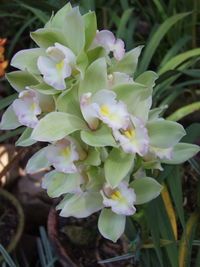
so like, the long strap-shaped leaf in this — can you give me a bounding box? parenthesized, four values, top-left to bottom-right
(179, 211, 199, 267)
(161, 183, 178, 240)
(137, 12, 191, 74)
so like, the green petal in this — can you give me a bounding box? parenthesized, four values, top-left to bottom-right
(161, 143, 200, 164)
(78, 57, 107, 97)
(147, 120, 186, 149)
(59, 192, 103, 218)
(16, 127, 36, 146)
(26, 147, 50, 173)
(6, 71, 40, 92)
(109, 46, 143, 75)
(98, 208, 126, 242)
(83, 11, 97, 50)
(0, 105, 21, 130)
(11, 48, 45, 74)
(80, 124, 117, 147)
(31, 112, 88, 142)
(130, 177, 163, 204)
(31, 28, 67, 48)
(105, 148, 135, 188)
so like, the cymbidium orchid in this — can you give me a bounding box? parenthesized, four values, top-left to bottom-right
(37, 42, 76, 90)
(92, 30, 125, 60)
(101, 181, 136, 215)
(80, 89, 129, 130)
(12, 89, 41, 128)
(1, 3, 199, 243)
(113, 116, 149, 156)
(45, 137, 81, 174)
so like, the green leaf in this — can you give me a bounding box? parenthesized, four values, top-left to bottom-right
(62, 7, 85, 55)
(166, 102, 200, 122)
(130, 177, 163, 205)
(26, 147, 50, 173)
(83, 11, 97, 50)
(48, 2, 72, 28)
(43, 170, 83, 197)
(98, 208, 126, 242)
(138, 12, 191, 73)
(11, 48, 45, 74)
(147, 120, 186, 148)
(6, 71, 39, 92)
(59, 192, 103, 218)
(80, 124, 117, 147)
(0, 105, 21, 130)
(78, 57, 107, 97)
(0, 93, 17, 111)
(109, 46, 143, 75)
(31, 112, 88, 142)
(16, 127, 36, 147)
(161, 143, 200, 165)
(158, 48, 200, 75)
(104, 148, 135, 188)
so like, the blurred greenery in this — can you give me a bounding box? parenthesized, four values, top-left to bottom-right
(0, 0, 200, 266)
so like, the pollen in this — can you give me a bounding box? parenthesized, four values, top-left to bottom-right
(29, 103, 35, 111)
(61, 146, 71, 157)
(111, 190, 122, 200)
(124, 129, 135, 138)
(56, 60, 64, 71)
(150, 146, 164, 152)
(101, 105, 110, 117)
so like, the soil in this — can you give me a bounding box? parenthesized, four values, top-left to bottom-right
(0, 194, 19, 248)
(53, 211, 132, 267)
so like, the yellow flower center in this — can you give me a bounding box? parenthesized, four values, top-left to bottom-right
(101, 105, 110, 117)
(111, 190, 122, 200)
(29, 103, 35, 111)
(56, 60, 64, 71)
(60, 146, 71, 157)
(124, 128, 135, 139)
(150, 146, 164, 152)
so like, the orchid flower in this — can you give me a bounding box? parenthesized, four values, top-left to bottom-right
(37, 42, 76, 90)
(101, 181, 136, 215)
(80, 89, 129, 130)
(92, 30, 125, 60)
(107, 72, 134, 88)
(12, 89, 41, 128)
(113, 116, 149, 156)
(148, 146, 173, 160)
(45, 137, 79, 173)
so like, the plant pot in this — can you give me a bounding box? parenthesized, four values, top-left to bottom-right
(48, 208, 131, 266)
(0, 188, 24, 261)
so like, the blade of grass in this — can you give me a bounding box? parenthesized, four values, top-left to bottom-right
(166, 101, 200, 121)
(179, 211, 199, 267)
(0, 245, 16, 267)
(138, 12, 191, 74)
(116, 8, 133, 39)
(0, 93, 18, 110)
(19, 3, 49, 24)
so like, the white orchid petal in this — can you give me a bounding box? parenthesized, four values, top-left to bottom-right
(95, 30, 115, 51)
(108, 72, 134, 88)
(46, 137, 79, 174)
(80, 93, 99, 130)
(54, 43, 76, 64)
(113, 116, 149, 156)
(101, 181, 136, 216)
(149, 146, 173, 160)
(12, 89, 41, 128)
(113, 39, 125, 60)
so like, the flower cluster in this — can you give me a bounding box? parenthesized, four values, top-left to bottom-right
(0, 38, 8, 77)
(1, 4, 199, 242)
